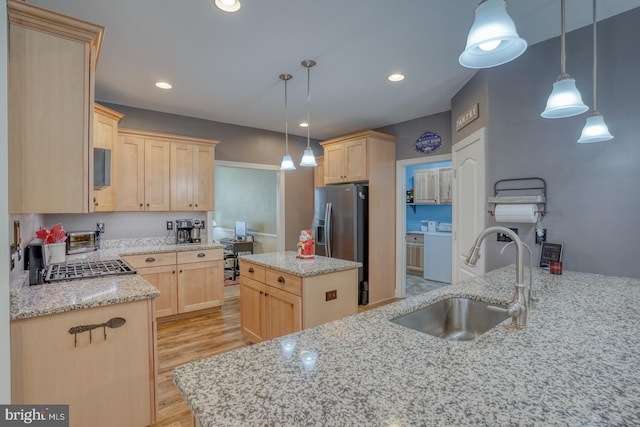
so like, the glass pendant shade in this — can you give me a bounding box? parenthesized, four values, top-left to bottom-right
(578, 113, 613, 143)
(280, 154, 296, 170)
(214, 0, 241, 12)
(541, 74, 589, 118)
(300, 148, 317, 167)
(459, 0, 527, 69)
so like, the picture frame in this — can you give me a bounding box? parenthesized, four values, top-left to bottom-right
(539, 242, 563, 268)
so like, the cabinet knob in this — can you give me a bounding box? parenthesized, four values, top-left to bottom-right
(197, 252, 206, 258)
(277, 276, 285, 283)
(248, 267, 254, 273)
(139, 203, 143, 207)
(145, 257, 156, 263)
(147, 203, 150, 207)
(173, 270, 176, 274)
(179, 269, 183, 273)
(260, 291, 264, 295)
(195, 204, 198, 207)
(189, 204, 193, 207)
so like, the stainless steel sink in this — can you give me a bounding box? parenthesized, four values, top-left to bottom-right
(390, 297, 509, 341)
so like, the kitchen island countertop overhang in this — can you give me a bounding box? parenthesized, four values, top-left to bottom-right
(173, 266, 640, 426)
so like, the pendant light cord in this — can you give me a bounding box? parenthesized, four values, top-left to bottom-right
(592, 0, 598, 111)
(306, 65, 311, 149)
(560, 0, 566, 74)
(285, 77, 289, 154)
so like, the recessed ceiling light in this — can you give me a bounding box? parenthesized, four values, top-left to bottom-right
(214, 0, 241, 12)
(387, 73, 405, 82)
(299, 122, 309, 128)
(155, 81, 172, 90)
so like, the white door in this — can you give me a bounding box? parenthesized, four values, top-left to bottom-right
(452, 128, 486, 284)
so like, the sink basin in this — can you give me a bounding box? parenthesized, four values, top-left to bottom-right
(390, 297, 509, 341)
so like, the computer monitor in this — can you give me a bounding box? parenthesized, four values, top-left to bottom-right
(235, 221, 247, 241)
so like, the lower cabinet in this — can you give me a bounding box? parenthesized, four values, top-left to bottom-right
(406, 233, 424, 275)
(124, 248, 223, 318)
(239, 261, 357, 343)
(11, 299, 156, 427)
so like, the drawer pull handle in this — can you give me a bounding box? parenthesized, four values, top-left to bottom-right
(248, 267, 255, 273)
(145, 257, 156, 263)
(277, 276, 285, 283)
(197, 252, 206, 258)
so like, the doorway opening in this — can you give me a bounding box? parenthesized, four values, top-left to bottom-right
(395, 154, 452, 299)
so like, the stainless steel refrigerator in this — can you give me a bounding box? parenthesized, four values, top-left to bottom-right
(314, 183, 369, 304)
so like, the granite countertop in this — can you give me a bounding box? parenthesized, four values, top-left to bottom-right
(173, 266, 640, 426)
(238, 251, 362, 277)
(9, 237, 225, 320)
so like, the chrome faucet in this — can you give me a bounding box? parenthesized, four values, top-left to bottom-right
(500, 240, 538, 308)
(464, 226, 527, 328)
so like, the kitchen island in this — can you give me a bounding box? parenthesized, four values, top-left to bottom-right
(173, 266, 640, 426)
(238, 252, 361, 343)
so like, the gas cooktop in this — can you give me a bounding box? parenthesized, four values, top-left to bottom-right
(45, 259, 136, 283)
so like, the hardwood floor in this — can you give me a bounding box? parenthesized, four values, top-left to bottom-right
(152, 294, 395, 426)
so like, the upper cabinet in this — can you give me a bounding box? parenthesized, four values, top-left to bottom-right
(322, 138, 368, 184)
(117, 129, 218, 212)
(93, 104, 124, 212)
(314, 156, 325, 188)
(413, 166, 452, 205)
(8, 0, 104, 213)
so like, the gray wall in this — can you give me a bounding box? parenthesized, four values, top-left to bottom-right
(455, 8, 640, 278)
(376, 110, 452, 160)
(49, 103, 321, 249)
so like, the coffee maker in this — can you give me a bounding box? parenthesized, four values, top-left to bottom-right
(176, 219, 204, 244)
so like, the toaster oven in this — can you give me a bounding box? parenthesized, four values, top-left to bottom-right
(66, 231, 98, 254)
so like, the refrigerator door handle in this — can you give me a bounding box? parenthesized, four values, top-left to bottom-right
(325, 202, 332, 258)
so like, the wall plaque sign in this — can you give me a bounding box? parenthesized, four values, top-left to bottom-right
(456, 103, 479, 131)
(414, 131, 442, 154)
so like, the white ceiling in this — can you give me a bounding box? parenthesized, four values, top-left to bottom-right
(29, 0, 640, 140)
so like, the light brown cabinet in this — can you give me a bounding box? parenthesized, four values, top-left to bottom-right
(314, 156, 325, 188)
(170, 142, 215, 211)
(413, 167, 452, 205)
(117, 129, 218, 212)
(124, 249, 224, 319)
(406, 233, 424, 275)
(8, 0, 104, 214)
(323, 138, 368, 184)
(239, 261, 358, 343)
(320, 131, 397, 305)
(11, 299, 156, 427)
(93, 103, 124, 212)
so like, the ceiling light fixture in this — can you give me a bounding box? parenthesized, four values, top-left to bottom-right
(578, 0, 613, 143)
(299, 60, 318, 167)
(459, 0, 527, 69)
(541, 0, 588, 119)
(279, 74, 295, 171)
(214, 0, 241, 13)
(155, 81, 172, 89)
(388, 73, 405, 82)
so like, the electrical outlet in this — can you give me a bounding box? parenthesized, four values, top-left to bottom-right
(166, 221, 174, 231)
(497, 228, 518, 242)
(325, 290, 337, 301)
(536, 228, 547, 244)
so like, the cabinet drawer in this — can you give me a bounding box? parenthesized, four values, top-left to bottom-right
(239, 262, 266, 283)
(266, 269, 302, 296)
(406, 233, 424, 244)
(177, 248, 222, 264)
(123, 252, 176, 269)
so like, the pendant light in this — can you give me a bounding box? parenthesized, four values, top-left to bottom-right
(279, 74, 296, 171)
(214, 0, 241, 13)
(541, 0, 588, 119)
(578, 0, 613, 143)
(299, 60, 318, 167)
(459, 0, 527, 69)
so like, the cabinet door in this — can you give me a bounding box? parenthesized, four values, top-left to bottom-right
(438, 167, 453, 204)
(116, 135, 145, 211)
(414, 169, 437, 203)
(314, 156, 325, 188)
(8, 8, 99, 214)
(144, 139, 171, 211)
(240, 277, 266, 343)
(93, 106, 120, 212)
(265, 286, 301, 340)
(194, 144, 215, 211)
(343, 138, 368, 182)
(11, 300, 154, 427)
(170, 142, 194, 211)
(406, 242, 424, 275)
(138, 265, 177, 318)
(323, 143, 345, 184)
(177, 260, 223, 313)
